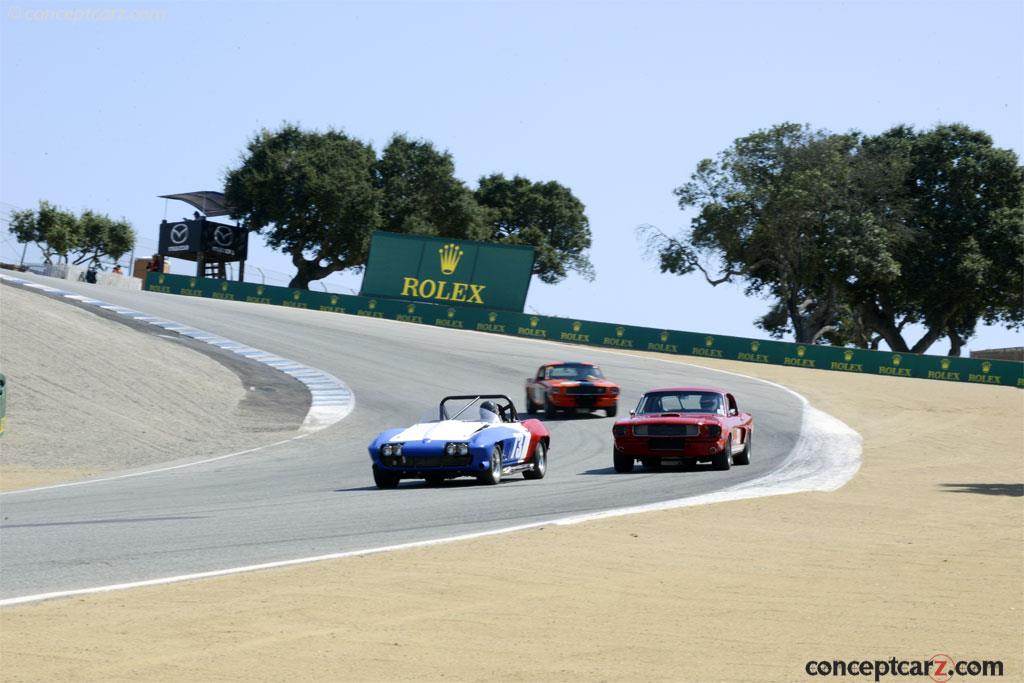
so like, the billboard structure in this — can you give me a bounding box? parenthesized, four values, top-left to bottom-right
(359, 231, 535, 312)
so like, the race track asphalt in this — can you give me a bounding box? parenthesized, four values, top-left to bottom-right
(0, 273, 803, 600)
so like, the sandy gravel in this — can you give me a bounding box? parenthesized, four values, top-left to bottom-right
(0, 284, 302, 490)
(2, 341, 1020, 682)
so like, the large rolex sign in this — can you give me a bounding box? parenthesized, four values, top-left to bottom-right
(359, 231, 535, 312)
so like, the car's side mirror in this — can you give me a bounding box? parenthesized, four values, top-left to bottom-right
(729, 408, 738, 416)
(629, 411, 635, 417)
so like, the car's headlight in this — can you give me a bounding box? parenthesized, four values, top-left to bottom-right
(445, 443, 456, 456)
(704, 425, 722, 438)
(457, 443, 469, 456)
(612, 425, 627, 437)
(393, 443, 403, 456)
(381, 443, 393, 456)
(611, 387, 620, 395)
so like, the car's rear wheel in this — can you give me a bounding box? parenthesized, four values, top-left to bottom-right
(522, 441, 547, 480)
(714, 437, 733, 471)
(524, 392, 536, 414)
(606, 404, 617, 418)
(373, 466, 400, 489)
(479, 445, 503, 485)
(733, 430, 751, 466)
(613, 450, 634, 473)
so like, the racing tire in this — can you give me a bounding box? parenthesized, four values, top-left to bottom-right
(613, 450, 634, 474)
(522, 440, 547, 480)
(373, 466, 400, 489)
(733, 431, 751, 466)
(479, 445, 503, 485)
(606, 404, 618, 418)
(525, 392, 536, 414)
(544, 395, 557, 419)
(713, 437, 733, 471)
(424, 473, 445, 486)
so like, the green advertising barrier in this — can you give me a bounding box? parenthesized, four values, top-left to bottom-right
(359, 231, 535, 312)
(145, 273, 1024, 388)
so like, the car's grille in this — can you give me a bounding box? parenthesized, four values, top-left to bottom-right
(383, 455, 472, 468)
(649, 424, 697, 436)
(648, 438, 686, 451)
(566, 385, 604, 395)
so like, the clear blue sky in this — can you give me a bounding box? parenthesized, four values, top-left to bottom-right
(2, 0, 1022, 354)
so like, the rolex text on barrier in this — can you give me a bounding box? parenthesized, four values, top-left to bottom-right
(358, 231, 535, 312)
(144, 273, 1024, 388)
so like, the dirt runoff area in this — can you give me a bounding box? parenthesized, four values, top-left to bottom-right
(2, 343, 1022, 681)
(0, 283, 305, 491)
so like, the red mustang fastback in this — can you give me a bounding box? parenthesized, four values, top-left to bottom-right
(525, 362, 620, 418)
(611, 387, 752, 472)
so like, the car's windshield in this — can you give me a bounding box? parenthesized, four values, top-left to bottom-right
(546, 364, 604, 380)
(636, 391, 724, 415)
(420, 396, 513, 424)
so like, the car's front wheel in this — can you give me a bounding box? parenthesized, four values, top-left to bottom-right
(544, 395, 557, 419)
(373, 466, 400, 489)
(713, 437, 733, 471)
(733, 431, 751, 466)
(523, 441, 547, 480)
(613, 450, 634, 473)
(606, 404, 618, 418)
(479, 445, 503, 485)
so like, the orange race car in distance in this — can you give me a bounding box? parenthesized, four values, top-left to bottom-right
(524, 362, 620, 418)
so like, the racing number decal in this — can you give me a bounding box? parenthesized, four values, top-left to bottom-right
(510, 431, 529, 463)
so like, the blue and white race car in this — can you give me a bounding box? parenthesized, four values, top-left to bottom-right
(368, 395, 551, 488)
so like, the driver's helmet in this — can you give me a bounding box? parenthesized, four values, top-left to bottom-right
(699, 394, 721, 413)
(479, 400, 501, 423)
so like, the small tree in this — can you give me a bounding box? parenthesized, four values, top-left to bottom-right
(475, 174, 594, 283)
(9, 200, 80, 264)
(71, 211, 135, 265)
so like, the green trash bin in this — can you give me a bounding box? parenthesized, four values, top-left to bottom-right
(0, 373, 6, 436)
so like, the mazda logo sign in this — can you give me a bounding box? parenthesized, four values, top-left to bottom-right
(170, 223, 189, 245)
(213, 225, 233, 247)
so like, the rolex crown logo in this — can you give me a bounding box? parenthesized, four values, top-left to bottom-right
(189, 278, 196, 288)
(892, 354, 902, 366)
(796, 345, 806, 357)
(221, 282, 229, 291)
(660, 331, 669, 342)
(330, 295, 338, 305)
(981, 361, 992, 373)
(940, 358, 950, 369)
(705, 336, 714, 347)
(368, 299, 377, 309)
(256, 285, 264, 295)
(844, 350, 854, 362)
(572, 321, 582, 332)
(616, 326, 624, 338)
(751, 341, 760, 352)
(488, 312, 497, 322)
(447, 307, 455, 318)
(407, 303, 415, 314)
(438, 243, 464, 275)
(158, 274, 165, 284)
(530, 316, 539, 328)
(292, 290, 301, 301)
